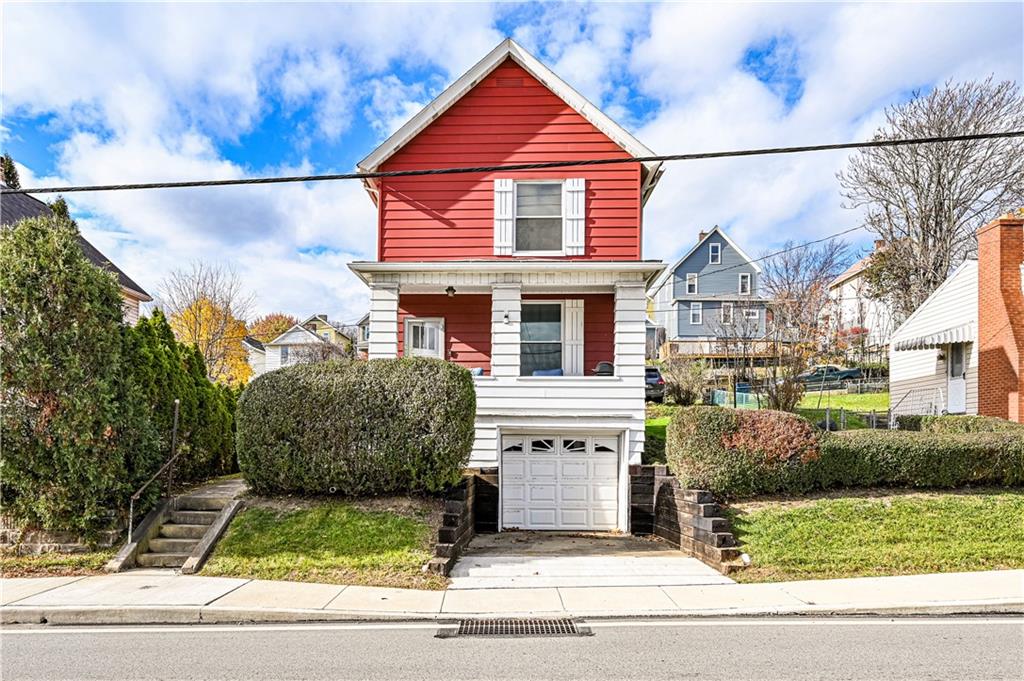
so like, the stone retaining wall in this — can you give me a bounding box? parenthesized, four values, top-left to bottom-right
(0, 515, 122, 555)
(427, 475, 475, 575)
(629, 465, 745, 574)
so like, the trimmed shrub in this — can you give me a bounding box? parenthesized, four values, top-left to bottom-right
(236, 358, 475, 496)
(812, 430, 1024, 489)
(666, 407, 819, 498)
(914, 414, 1024, 434)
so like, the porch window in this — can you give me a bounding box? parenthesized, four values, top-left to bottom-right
(521, 302, 562, 375)
(743, 308, 759, 321)
(514, 182, 563, 253)
(720, 302, 734, 324)
(689, 302, 703, 325)
(709, 243, 721, 264)
(405, 318, 444, 358)
(738, 273, 752, 295)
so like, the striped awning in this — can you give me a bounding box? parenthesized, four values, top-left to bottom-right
(893, 323, 976, 351)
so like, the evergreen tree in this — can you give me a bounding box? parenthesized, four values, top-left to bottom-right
(0, 215, 158, 536)
(0, 152, 20, 189)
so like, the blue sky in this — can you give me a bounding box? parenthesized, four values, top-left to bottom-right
(2, 2, 1021, 323)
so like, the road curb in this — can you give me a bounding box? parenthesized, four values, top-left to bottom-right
(4, 600, 1021, 626)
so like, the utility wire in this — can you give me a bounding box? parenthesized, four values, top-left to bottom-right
(4, 130, 1022, 195)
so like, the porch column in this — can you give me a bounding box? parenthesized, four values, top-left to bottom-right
(614, 282, 647, 380)
(490, 283, 522, 377)
(368, 282, 399, 359)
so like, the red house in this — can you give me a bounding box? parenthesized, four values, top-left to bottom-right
(349, 39, 666, 532)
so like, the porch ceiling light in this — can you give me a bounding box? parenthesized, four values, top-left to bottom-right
(446, 286, 456, 297)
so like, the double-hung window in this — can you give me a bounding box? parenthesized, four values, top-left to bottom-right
(689, 302, 703, 325)
(514, 182, 563, 254)
(738, 273, 752, 295)
(744, 308, 760, 321)
(405, 318, 444, 358)
(720, 302, 734, 324)
(280, 346, 290, 364)
(521, 302, 562, 375)
(709, 243, 721, 264)
(685, 273, 698, 295)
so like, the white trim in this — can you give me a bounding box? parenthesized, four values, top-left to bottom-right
(493, 178, 514, 256)
(564, 299, 584, 376)
(512, 179, 565, 256)
(709, 242, 721, 265)
(265, 323, 329, 347)
(648, 225, 763, 295)
(685, 272, 698, 295)
(738, 272, 752, 295)
(743, 308, 759, 321)
(689, 301, 703, 325)
(357, 39, 662, 202)
(403, 317, 445, 358)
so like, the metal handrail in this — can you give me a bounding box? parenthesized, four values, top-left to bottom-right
(126, 399, 181, 544)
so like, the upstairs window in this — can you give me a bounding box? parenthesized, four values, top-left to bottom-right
(709, 242, 721, 264)
(521, 302, 562, 375)
(738, 273, 752, 295)
(514, 182, 563, 254)
(685, 273, 698, 295)
(689, 302, 703, 325)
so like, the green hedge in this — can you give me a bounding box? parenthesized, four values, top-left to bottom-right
(666, 407, 1024, 498)
(898, 414, 1024, 434)
(666, 407, 819, 497)
(237, 358, 475, 496)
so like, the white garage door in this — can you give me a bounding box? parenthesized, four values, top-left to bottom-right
(501, 434, 619, 531)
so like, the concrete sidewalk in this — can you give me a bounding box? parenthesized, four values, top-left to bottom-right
(2, 569, 1022, 625)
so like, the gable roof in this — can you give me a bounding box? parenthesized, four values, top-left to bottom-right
(298, 314, 352, 341)
(891, 259, 978, 345)
(266, 323, 331, 346)
(648, 225, 763, 295)
(357, 38, 663, 205)
(241, 335, 265, 353)
(829, 252, 872, 289)
(1, 186, 152, 301)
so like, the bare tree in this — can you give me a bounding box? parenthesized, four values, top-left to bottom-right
(291, 339, 350, 364)
(709, 300, 764, 406)
(838, 77, 1024, 319)
(760, 238, 850, 332)
(660, 356, 707, 405)
(159, 261, 254, 383)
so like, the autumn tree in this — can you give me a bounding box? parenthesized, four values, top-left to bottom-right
(838, 77, 1024, 319)
(160, 262, 254, 387)
(248, 312, 298, 343)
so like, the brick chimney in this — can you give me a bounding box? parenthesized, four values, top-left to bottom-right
(977, 212, 1024, 422)
(698, 230, 709, 243)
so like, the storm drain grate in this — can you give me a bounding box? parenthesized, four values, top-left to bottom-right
(439, 618, 591, 638)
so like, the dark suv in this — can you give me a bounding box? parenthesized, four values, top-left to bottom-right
(645, 366, 665, 402)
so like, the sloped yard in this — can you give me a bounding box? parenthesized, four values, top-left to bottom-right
(202, 496, 447, 590)
(728, 489, 1024, 583)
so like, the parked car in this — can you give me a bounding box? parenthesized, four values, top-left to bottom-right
(798, 364, 863, 385)
(645, 366, 665, 402)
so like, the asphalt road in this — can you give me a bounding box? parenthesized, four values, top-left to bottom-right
(2, 617, 1022, 680)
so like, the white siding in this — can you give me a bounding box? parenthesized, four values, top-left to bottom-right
(490, 284, 521, 378)
(246, 347, 266, 377)
(889, 261, 978, 415)
(121, 296, 141, 326)
(368, 283, 399, 359)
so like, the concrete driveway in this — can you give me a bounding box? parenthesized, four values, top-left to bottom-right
(448, 532, 734, 589)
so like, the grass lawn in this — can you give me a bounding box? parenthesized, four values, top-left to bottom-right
(799, 390, 890, 412)
(728, 489, 1024, 583)
(202, 496, 447, 590)
(1, 549, 114, 578)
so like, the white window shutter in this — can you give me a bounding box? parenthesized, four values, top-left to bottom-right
(563, 178, 585, 256)
(494, 178, 514, 255)
(563, 299, 585, 376)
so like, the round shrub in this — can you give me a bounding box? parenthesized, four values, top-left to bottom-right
(236, 358, 475, 496)
(812, 430, 1024, 489)
(666, 406, 819, 498)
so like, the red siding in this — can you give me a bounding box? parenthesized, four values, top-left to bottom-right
(398, 294, 492, 373)
(378, 59, 642, 262)
(523, 294, 615, 374)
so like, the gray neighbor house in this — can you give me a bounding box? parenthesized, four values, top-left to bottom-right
(649, 226, 767, 358)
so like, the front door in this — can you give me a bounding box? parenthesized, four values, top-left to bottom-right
(500, 434, 619, 530)
(947, 343, 966, 413)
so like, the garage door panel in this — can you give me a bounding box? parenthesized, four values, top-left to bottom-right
(502, 434, 619, 531)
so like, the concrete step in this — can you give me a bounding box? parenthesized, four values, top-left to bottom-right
(136, 552, 191, 568)
(169, 510, 219, 525)
(147, 537, 199, 554)
(175, 496, 228, 512)
(159, 523, 209, 539)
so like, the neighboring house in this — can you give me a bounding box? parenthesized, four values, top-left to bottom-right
(889, 211, 1024, 422)
(355, 312, 370, 358)
(648, 226, 767, 359)
(0, 185, 152, 322)
(349, 39, 665, 532)
(824, 240, 895, 360)
(246, 314, 353, 378)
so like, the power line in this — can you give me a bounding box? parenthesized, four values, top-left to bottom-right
(4, 130, 1022, 195)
